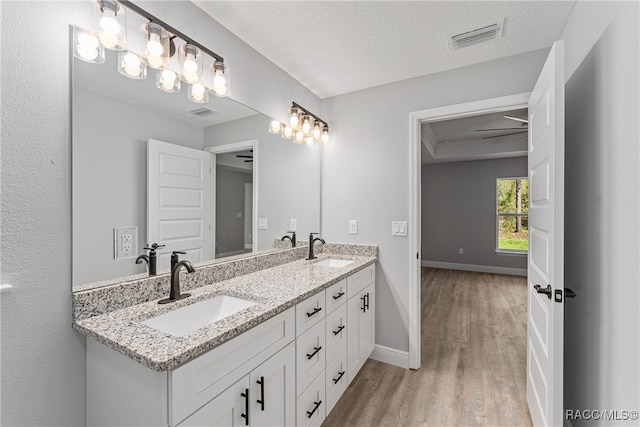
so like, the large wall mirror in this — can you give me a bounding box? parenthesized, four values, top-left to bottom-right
(72, 30, 320, 291)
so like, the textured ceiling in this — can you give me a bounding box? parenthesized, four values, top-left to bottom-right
(194, 0, 576, 98)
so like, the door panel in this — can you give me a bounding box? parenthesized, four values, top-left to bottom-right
(148, 139, 211, 272)
(526, 40, 565, 427)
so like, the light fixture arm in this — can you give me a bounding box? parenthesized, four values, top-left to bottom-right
(118, 0, 224, 63)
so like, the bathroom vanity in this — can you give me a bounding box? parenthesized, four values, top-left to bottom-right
(73, 244, 377, 426)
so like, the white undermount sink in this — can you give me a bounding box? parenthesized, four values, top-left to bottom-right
(142, 295, 257, 337)
(313, 258, 354, 268)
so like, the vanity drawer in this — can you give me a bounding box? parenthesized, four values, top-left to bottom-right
(296, 369, 326, 427)
(295, 290, 326, 336)
(347, 264, 375, 298)
(170, 308, 294, 426)
(296, 319, 325, 396)
(325, 279, 347, 313)
(325, 303, 347, 363)
(325, 347, 348, 414)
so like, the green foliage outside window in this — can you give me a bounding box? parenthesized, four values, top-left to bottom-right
(497, 178, 529, 251)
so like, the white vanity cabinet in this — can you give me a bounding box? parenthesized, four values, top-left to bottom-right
(179, 342, 295, 427)
(87, 308, 295, 427)
(346, 265, 376, 384)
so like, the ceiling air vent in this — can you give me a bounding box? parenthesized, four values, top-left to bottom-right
(190, 108, 215, 117)
(448, 19, 504, 50)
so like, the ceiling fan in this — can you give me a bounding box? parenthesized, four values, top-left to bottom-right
(475, 114, 529, 142)
(235, 150, 253, 163)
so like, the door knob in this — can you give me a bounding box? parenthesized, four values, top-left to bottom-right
(534, 284, 552, 299)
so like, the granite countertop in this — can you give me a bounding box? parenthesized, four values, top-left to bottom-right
(73, 252, 376, 371)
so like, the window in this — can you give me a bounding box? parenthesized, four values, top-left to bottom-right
(496, 177, 528, 253)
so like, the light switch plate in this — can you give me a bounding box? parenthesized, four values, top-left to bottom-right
(258, 218, 268, 230)
(391, 221, 407, 237)
(349, 220, 358, 235)
(289, 218, 297, 231)
(114, 226, 138, 259)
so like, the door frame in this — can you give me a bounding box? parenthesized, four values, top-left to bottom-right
(407, 92, 531, 370)
(205, 140, 258, 256)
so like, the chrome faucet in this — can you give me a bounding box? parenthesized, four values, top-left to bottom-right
(307, 233, 326, 260)
(159, 251, 195, 304)
(281, 231, 297, 247)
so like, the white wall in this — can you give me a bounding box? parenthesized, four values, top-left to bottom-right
(422, 157, 528, 271)
(321, 49, 549, 352)
(73, 88, 204, 285)
(561, 1, 639, 423)
(0, 1, 319, 425)
(205, 114, 321, 249)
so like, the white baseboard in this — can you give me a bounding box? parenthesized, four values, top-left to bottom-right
(421, 260, 527, 276)
(370, 345, 409, 369)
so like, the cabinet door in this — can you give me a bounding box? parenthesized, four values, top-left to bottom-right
(250, 342, 295, 427)
(347, 283, 375, 384)
(178, 376, 250, 427)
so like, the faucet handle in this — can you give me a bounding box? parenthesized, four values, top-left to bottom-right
(172, 251, 187, 255)
(144, 243, 165, 251)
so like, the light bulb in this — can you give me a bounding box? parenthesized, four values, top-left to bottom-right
(321, 128, 330, 144)
(301, 116, 311, 136)
(306, 136, 314, 146)
(123, 52, 141, 77)
(191, 83, 206, 102)
(77, 33, 100, 61)
(213, 71, 226, 96)
(160, 70, 177, 91)
(183, 56, 197, 73)
(283, 126, 293, 139)
(295, 130, 304, 144)
(290, 111, 300, 129)
(147, 55, 163, 69)
(312, 123, 322, 140)
(147, 33, 163, 56)
(269, 120, 282, 134)
(99, 9, 120, 35)
(98, 33, 118, 49)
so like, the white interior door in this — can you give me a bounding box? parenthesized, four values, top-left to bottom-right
(527, 40, 565, 427)
(148, 139, 211, 271)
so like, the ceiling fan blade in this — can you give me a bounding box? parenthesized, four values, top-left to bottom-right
(503, 115, 529, 124)
(476, 128, 527, 132)
(236, 155, 253, 159)
(244, 160, 253, 163)
(481, 130, 528, 140)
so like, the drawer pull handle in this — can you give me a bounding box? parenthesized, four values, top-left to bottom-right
(361, 295, 366, 312)
(332, 291, 345, 300)
(306, 400, 322, 419)
(332, 325, 345, 336)
(306, 307, 322, 318)
(240, 388, 249, 425)
(333, 371, 345, 384)
(306, 346, 322, 360)
(256, 376, 265, 411)
(365, 292, 370, 310)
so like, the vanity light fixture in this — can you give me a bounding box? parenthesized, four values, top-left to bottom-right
(270, 102, 330, 145)
(74, 0, 230, 103)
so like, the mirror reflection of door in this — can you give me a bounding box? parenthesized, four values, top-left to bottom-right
(214, 149, 254, 258)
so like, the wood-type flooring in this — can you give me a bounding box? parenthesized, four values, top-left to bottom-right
(323, 267, 532, 427)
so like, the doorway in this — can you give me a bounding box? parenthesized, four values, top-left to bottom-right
(408, 92, 531, 369)
(206, 140, 258, 259)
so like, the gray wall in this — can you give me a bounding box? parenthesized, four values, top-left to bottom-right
(320, 49, 549, 352)
(205, 114, 321, 249)
(73, 88, 204, 285)
(422, 157, 528, 271)
(561, 1, 640, 424)
(215, 167, 253, 256)
(0, 1, 319, 425)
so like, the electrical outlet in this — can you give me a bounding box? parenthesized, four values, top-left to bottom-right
(459, 248, 464, 255)
(114, 227, 137, 259)
(349, 220, 358, 235)
(289, 218, 297, 231)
